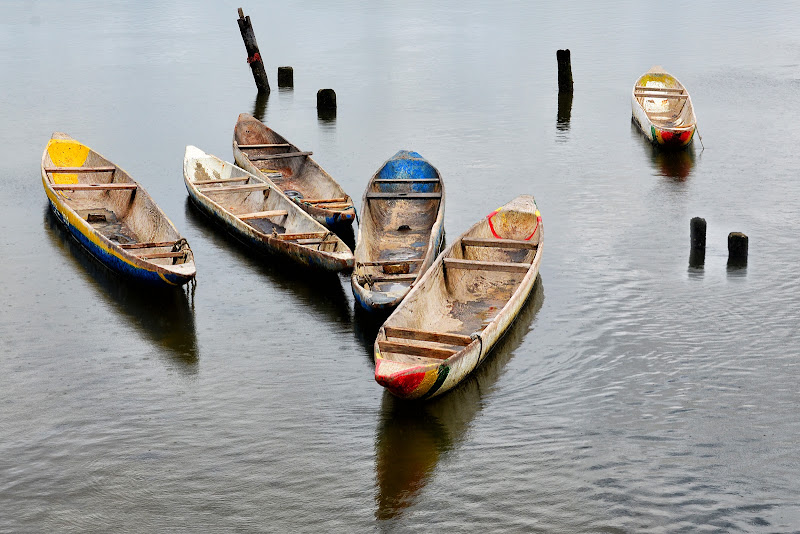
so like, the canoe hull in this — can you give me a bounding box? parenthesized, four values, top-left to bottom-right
(374, 195, 543, 400)
(352, 150, 446, 313)
(41, 134, 196, 287)
(631, 66, 696, 149)
(184, 146, 354, 272)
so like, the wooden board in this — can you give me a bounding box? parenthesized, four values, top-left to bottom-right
(377, 340, 456, 360)
(443, 257, 530, 273)
(275, 232, 328, 241)
(238, 143, 291, 149)
(238, 209, 288, 220)
(192, 177, 251, 185)
(246, 151, 312, 161)
(135, 251, 187, 260)
(300, 197, 348, 204)
(461, 237, 538, 250)
(369, 274, 418, 283)
(634, 86, 685, 93)
(120, 241, 180, 249)
(373, 178, 440, 183)
(366, 192, 441, 199)
(52, 183, 137, 191)
(45, 166, 115, 173)
(635, 92, 688, 100)
(358, 259, 423, 266)
(198, 183, 272, 193)
(384, 326, 473, 346)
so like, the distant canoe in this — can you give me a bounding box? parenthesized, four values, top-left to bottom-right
(41, 132, 196, 287)
(232, 113, 356, 229)
(352, 150, 445, 313)
(374, 195, 543, 400)
(183, 146, 354, 272)
(632, 66, 697, 149)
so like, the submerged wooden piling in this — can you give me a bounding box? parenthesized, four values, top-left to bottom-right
(237, 8, 270, 93)
(317, 89, 337, 119)
(727, 232, 748, 267)
(557, 49, 573, 94)
(689, 217, 706, 267)
(278, 66, 293, 88)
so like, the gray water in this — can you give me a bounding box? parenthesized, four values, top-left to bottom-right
(2, 1, 800, 531)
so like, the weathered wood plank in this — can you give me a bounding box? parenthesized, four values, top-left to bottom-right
(247, 151, 312, 161)
(443, 257, 530, 273)
(358, 259, 423, 266)
(384, 326, 473, 346)
(634, 85, 685, 93)
(377, 340, 456, 360)
(45, 166, 115, 173)
(120, 241, 180, 250)
(238, 209, 288, 220)
(238, 143, 291, 149)
(635, 92, 688, 100)
(373, 178, 440, 183)
(369, 274, 418, 282)
(461, 237, 538, 250)
(275, 231, 328, 241)
(300, 197, 348, 204)
(366, 192, 442, 199)
(52, 183, 137, 191)
(192, 176, 251, 185)
(135, 251, 187, 260)
(198, 183, 271, 193)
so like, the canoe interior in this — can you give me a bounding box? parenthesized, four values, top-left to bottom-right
(381, 196, 541, 367)
(233, 114, 349, 204)
(43, 135, 193, 269)
(184, 147, 351, 256)
(355, 151, 443, 294)
(634, 69, 695, 129)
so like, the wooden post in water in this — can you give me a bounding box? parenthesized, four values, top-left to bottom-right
(689, 217, 706, 267)
(557, 49, 573, 94)
(727, 232, 748, 267)
(237, 8, 270, 93)
(278, 66, 294, 88)
(317, 88, 337, 119)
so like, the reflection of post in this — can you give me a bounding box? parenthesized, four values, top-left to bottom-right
(252, 91, 268, 122)
(557, 92, 573, 130)
(237, 8, 270, 93)
(557, 49, 573, 94)
(689, 217, 706, 267)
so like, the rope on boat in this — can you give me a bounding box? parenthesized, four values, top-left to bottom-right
(470, 332, 483, 358)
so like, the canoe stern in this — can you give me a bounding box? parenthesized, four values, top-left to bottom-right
(374, 358, 450, 400)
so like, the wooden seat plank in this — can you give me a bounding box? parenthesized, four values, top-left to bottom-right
(634, 86, 685, 93)
(366, 192, 441, 199)
(300, 197, 349, 204)
(120, 241, 180, 250)
(377, 340, 456, 360)
(238, 143, 291, 149)
(198, 183, 271, 193)
(369, 274, 417, 283)
(384, 326, 473, 346)
(135, 251, 187, 260)
(635, 92, 688, 100)
(373, 178, 440, 183)
(45, 166, 116, 173)
(192, 177, 251, 185)
(274, 231, 327, 241)
(247, 151, 312, 161)
(461, 237, 538, 250)
(358, 259, 422, 266)
(443, 257, 530, 273)
(238, 210, 288, 220)
(52, 183, 137, 191)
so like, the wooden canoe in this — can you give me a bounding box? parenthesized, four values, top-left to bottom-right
(183, 146, 354, 272)
(41, 132, 196, 287)
(631, 66, 697, 149)
(232, 113, 356, 229)
(374, 195, 543, 400)
(351, 150, 445, 313)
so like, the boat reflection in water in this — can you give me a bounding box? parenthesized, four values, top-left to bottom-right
(632, 119, 696, 181)
(43, 208, 199, 373)
(373, 276, 544, 520)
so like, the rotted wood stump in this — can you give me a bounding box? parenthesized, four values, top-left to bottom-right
(278, 66, 293, 88)
(317, 88, 337, 119)
(237, 8, 270, 93)
(557, 49, 573, 94)
(689, 217, 706, 267)
(727, 232, 748, 267)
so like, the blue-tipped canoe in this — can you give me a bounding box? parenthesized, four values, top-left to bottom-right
(351, 151, 445, 313)
(41, 132, 196, 287)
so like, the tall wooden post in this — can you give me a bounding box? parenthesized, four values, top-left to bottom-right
(317, 88, 337, 120)
(237, 8, 270, 93)
(557, 49, 573, 94)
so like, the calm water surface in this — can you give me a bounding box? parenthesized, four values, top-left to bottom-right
(2, 1, 800, 531)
